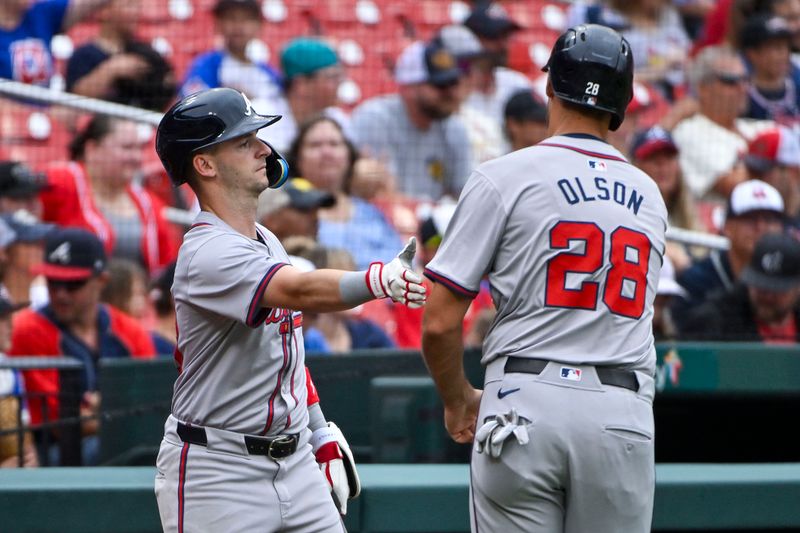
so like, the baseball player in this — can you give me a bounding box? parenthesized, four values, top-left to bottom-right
(153, 87, 426, 533)
(421, 25, 667, 533)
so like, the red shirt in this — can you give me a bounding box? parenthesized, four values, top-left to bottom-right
(8, 305, 156, 424)
(756, 316, 798, 345)
(41, 162, 180, 274)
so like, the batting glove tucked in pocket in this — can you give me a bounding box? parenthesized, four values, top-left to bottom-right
(366, 237, 426, 308)
(475, 408, 530, 459)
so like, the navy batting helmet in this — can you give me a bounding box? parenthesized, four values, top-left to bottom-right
(542, 24, 634, 131)
(156, 88, 289, 188)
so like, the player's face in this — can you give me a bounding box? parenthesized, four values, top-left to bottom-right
(416, 82, 462, 120)
(8, 241, 44, 276)
(47, 276, 104, 325)
(636, 152, 681, 201)
(217, 8, 261, 56)
(296, 120, 350, 193)
(212, 132, 272, 194)
(86, 120, 145, 185)
(748, 285, 800, 323)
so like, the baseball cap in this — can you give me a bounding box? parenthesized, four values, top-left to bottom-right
(418, 202, 457, 248)
(743, 126, 800, 174)
(0, 219, 16, 249)
(212, 0, 260, 17)
(32, 227, 107, 281)
(504, 89, 547, 123)
(741, 232, 800, 291)
(1, 209, 54, 243)
(726, 179, 784, 219)
(657, 256, 687, 298)
(740, 14, 792, 49)
(464, 2, 522, 39)
(394, 40, 462, 87)
(281, 38, 339, 81)
(629, 126, 678, 161)
(437, 25, 484, 60)
(0, 284, 27, 317)
(0, 161, 46, 199)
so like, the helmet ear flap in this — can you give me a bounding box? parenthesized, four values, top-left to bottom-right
(265, 143, 289, 189)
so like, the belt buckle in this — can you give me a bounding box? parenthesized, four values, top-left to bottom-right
(267, 435, 294, 459)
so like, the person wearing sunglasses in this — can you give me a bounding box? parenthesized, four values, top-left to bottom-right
(350, 39, 472, 201)
(5, 227, 155, 466)
(672, 44, 774, 202)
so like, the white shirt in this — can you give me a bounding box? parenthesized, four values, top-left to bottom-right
(253, 96, 351, 153)
(465, 67, 532, 126)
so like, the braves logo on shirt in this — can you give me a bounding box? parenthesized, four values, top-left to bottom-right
(10, 38, 52, 86)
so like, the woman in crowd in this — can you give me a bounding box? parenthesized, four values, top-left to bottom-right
(287, 115, 403, 270)
(40, 114, 179, 274)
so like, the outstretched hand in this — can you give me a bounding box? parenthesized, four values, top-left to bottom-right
(367, 237, 427, 308)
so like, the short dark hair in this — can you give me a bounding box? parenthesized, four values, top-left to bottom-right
(69, 114, 123, 160)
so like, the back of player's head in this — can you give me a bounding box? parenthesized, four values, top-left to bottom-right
(542, 24, 633, 131)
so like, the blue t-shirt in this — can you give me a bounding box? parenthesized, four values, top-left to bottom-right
(179, 50, 282, 100)
(317, 198, 403, 270)
(0, 0, 69, 85)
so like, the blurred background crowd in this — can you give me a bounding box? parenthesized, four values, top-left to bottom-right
(3, 0, 800, 467)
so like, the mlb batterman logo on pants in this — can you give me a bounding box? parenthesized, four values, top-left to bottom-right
(421, 24, 667, 533)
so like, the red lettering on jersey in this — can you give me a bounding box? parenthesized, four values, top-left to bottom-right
(264, 308, 291, 325)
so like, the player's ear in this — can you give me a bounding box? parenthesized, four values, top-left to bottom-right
(545, 79, 555, 98)
(192, 152, 217, 180)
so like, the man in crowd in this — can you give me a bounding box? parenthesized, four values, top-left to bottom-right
(7, 227, 155, 465)
(742, 126, 800, 228)
(682, 232, 800, 342)
(350, 39, 471, 200)
(255, 38, 347, 152)
(257, 178, 335, 243)
(740, 14, 800, 125)
(674, 179, 785, 328)
(503, 89, 548, 152)
(0, 161, 44, 218)
(462, 2, 531, 125)
(672, 45, 770, 200)
(179, 0, 282, 101)
(1, 0, 114, 87)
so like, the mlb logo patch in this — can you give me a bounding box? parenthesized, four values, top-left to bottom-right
(560, 367, 582, 382)
(588, 160, 607, 171)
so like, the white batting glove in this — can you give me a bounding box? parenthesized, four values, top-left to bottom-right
(475, 408, 530, 459)
(311, 421, 361, 516)
(366, 237, 426, 308)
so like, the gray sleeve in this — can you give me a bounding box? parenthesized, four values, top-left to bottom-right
(424, 172, 506, 297)
(350, 101, 398, 176)
(186, 236, 288, 327)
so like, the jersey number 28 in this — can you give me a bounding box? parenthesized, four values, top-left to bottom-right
(545, 221, 652, 319)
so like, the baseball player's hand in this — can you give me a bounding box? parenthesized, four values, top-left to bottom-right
(444, 386, 483, 444)
(311, 421, 361, 516)
(366, 237, 426, 308)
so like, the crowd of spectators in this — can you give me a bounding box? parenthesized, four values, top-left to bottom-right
(4, 0, 800, 467)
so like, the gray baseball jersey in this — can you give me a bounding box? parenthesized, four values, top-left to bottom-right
(170, 211, 307, 436)
(425, 134, 668, 376)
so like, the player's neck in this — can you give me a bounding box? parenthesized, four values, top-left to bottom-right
(547, 115, 609, 141)
(199, 194, 259, 239)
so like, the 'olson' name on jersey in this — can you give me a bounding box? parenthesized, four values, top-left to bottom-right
(557, 176, 644, 216)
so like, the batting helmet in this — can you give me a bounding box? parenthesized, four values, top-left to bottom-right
(542, 24, 634, 131)
(156, 88, 289, 188)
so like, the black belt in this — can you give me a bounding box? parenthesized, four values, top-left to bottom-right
(504, 357, 639, 392)
(176, 422, 299, 459)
